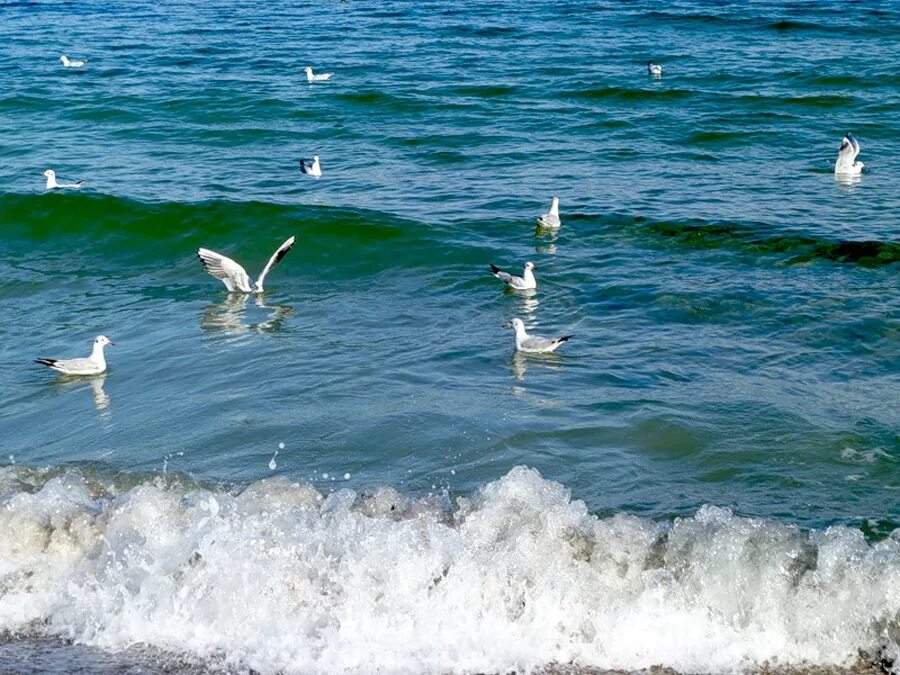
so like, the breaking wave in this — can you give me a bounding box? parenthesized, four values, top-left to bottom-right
(1, 465, 898, 674)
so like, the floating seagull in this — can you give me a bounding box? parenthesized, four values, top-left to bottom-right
(35, 335, 114, 375)
(43, 169, 83, 189)
(60, 55, 86, 68)
(504, 318, 571, 354)
(490, 261, 537, 290)
(647, 61, 662, 76)
(304, 67, 333, 83)
(197, 236, 296, 293)
(536, 197, 561, 229)
(835, 133, 864, 176)
(299, 156, 322, 177)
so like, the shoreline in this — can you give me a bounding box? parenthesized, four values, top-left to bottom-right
(0, 635, 891, 675)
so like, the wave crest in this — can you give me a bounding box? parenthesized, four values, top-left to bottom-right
(633, 218, 900, 267)
(0, 465, 898, 674)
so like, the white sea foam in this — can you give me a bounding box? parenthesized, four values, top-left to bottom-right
(0, 466, 897, 674)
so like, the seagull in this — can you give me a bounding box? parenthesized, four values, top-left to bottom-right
(503, 318, 571, 354)
(647, 61, 662, 76)
(299, 156, 322, 177)
(35, 335, 114, 375)
(60, 55, 86, 68)
(490, 261, 537, 290)
(304, 67, 333, 83)
(536, 197, 561, 229)
(835, 133, 864, 176)
(197, 236, 296, 293)
(43, 169, 83, 189)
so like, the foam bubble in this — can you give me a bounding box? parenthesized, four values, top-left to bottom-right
(0, 465, 897, 675)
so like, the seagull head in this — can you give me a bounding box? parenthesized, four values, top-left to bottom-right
(304, 67, 313, 74)
(503, 318, 524, 331)
(95, 335, 115, 347)
(60, 55, 67, 63)
(43, 169, 55, 179)
(524, 261, 535, 270)
(313, 155, 320, 162)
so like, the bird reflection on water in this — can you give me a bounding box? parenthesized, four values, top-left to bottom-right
(52, 374, 111, 420)
(534, 227, 558, 255)
(834, 171, 862, 193)
(516, 289, 540, 323)
(201, 295, 294, 337)
(509, 351, 566, 402)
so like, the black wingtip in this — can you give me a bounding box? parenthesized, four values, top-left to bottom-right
(558, 335, 573, 343)
(489, 263, 501, 274)
(34, 358, 56, 367)
(274, 241, 294, 264)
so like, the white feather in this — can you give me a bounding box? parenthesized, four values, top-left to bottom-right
(197, 236, 296, 293)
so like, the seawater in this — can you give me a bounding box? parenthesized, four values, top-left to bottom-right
(0, 1, 898, 673)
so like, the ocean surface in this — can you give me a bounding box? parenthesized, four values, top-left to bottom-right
(0, 1, 898, 673)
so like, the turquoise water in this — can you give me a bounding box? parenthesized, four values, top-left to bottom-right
(0, 2, 898, 673)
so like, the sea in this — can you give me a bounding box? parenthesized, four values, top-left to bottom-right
(0, 1, 898, 673)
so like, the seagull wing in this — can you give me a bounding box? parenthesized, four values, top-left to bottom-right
(197, 248, 251, 292)
(522, 334, 571, 353)
(839, 135, 855, 157)
(35, 357, 100, 375)
(537, 213, 560, 228)
(489, 264, 514, 284)
(849, 134, 861, 158)
(521, 336, 555, 351)
(255, 236, 296, 291)
(490, 264, 528, 289)
(54, 357, 99, 374)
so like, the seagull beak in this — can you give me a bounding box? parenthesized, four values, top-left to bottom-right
(108, 340, 116, 346)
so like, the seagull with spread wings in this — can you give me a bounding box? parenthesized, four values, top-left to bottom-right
(197, 236, 296, 293)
